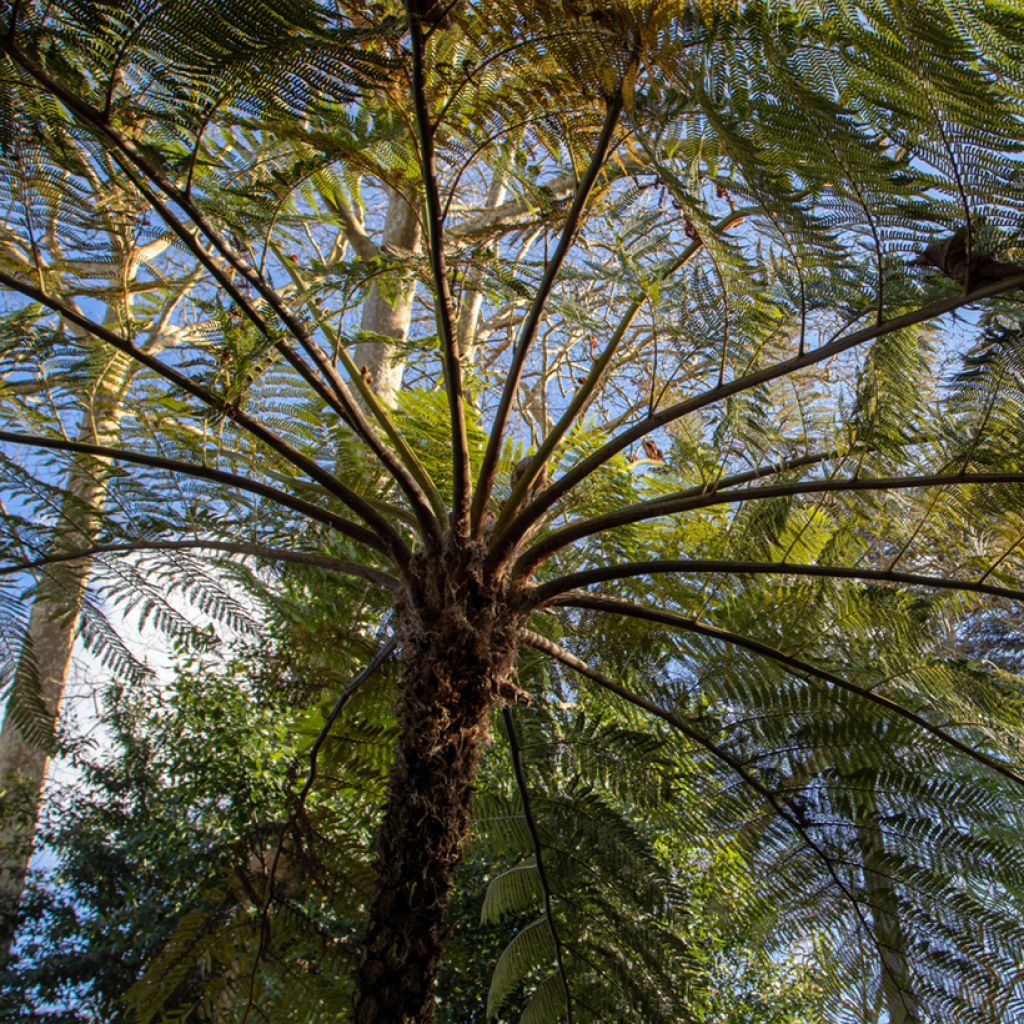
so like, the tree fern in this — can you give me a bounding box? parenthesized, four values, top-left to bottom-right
(2, 1, 1024, 1021)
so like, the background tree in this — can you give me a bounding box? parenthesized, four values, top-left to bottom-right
(1, 1, 1024, 1022)
(0, 147, 202, 951)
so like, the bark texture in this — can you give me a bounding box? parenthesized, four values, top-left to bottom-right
(0, 234, 174, 955)
(353, 542, 523, 1024)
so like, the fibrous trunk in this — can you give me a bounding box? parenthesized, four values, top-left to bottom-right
(353, 547, 521, 1024)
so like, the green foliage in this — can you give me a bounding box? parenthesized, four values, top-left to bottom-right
(2, 1, 1024, 1021)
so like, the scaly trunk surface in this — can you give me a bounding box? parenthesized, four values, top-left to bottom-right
(353, 542, 522, 1024)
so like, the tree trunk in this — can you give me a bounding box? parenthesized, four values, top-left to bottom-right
(0, 232, 177, 956)
(355, 187, 421, 407)
(0, 402, 123, 957)
(455, 172, 507, 365)
(855, 774, 921, 1024)
(353, 548, 522, 1023)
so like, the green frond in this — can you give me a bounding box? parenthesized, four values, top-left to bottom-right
(487, 917, 554, 1019)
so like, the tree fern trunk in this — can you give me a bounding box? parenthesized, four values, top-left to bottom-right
(0, 404, 122, 956)
(353, 552, 521, 1023)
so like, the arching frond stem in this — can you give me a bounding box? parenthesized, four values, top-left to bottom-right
(406, 3, 472, 535)
(0, 540, 399, 591)
(519, 472, 1024, 574)
(297, 637, 399, 811)
(243, 637, 398, 1024)
(0, 270, 412, 563)
(500, 706, 574, 1024)
(486, 202, 786, 558)
(550, 594, 1024, 791)
(500, 271, 1024, 560)
(530, 559, 1024, 606)
(0, 428, 385, 553)
(517, 629, 915, 1010)
(314, 310, 446, 521)
(0, 38, 440, 547)
(473, 96, 624, 533)
(104, 155, 437, 552)
(673, 448, 845, 497)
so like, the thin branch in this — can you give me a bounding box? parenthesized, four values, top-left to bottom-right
(530, 558, 1024, 607)
(978, 527, 1024, 584)
(519, 471, 1024, 574)
(486, 204, 764, 563)
(669, 450, 847, 499)
(108, 157, 432, 554)
(0, 38, 439, 546)
(318, 190, 378, 261)
(315, 312, 447, 523)
(0, 428, 384, 553)
(297, 638, 398, 809)
(406, 3, 472, 533)
(0, 540, 399, 590)
(503, 271, 1024, 558)
(473, 97, 623, 532)
(551, 593, 1024, 791)
(500, 707, 574, 1024)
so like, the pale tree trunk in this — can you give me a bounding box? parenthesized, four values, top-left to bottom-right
(455, 174, 508, 365)
(354, 187, 421, 406)
(855, 772, 922, 1024)
(0, 232, 178, 957)
(0, 387, 125, 957)
(352, 170, 508, 406)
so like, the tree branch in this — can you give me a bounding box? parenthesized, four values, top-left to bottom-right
(319, 191, 379, 261)
(0, 428, 385, 554)
(505, 271, 1024, 556)
(0, 540, 399, 591)
(407, 3, 472, 534)
(517, 629, 913, 1006)
(519, 471, 1024, 574)
(473, 97, 623, 533)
